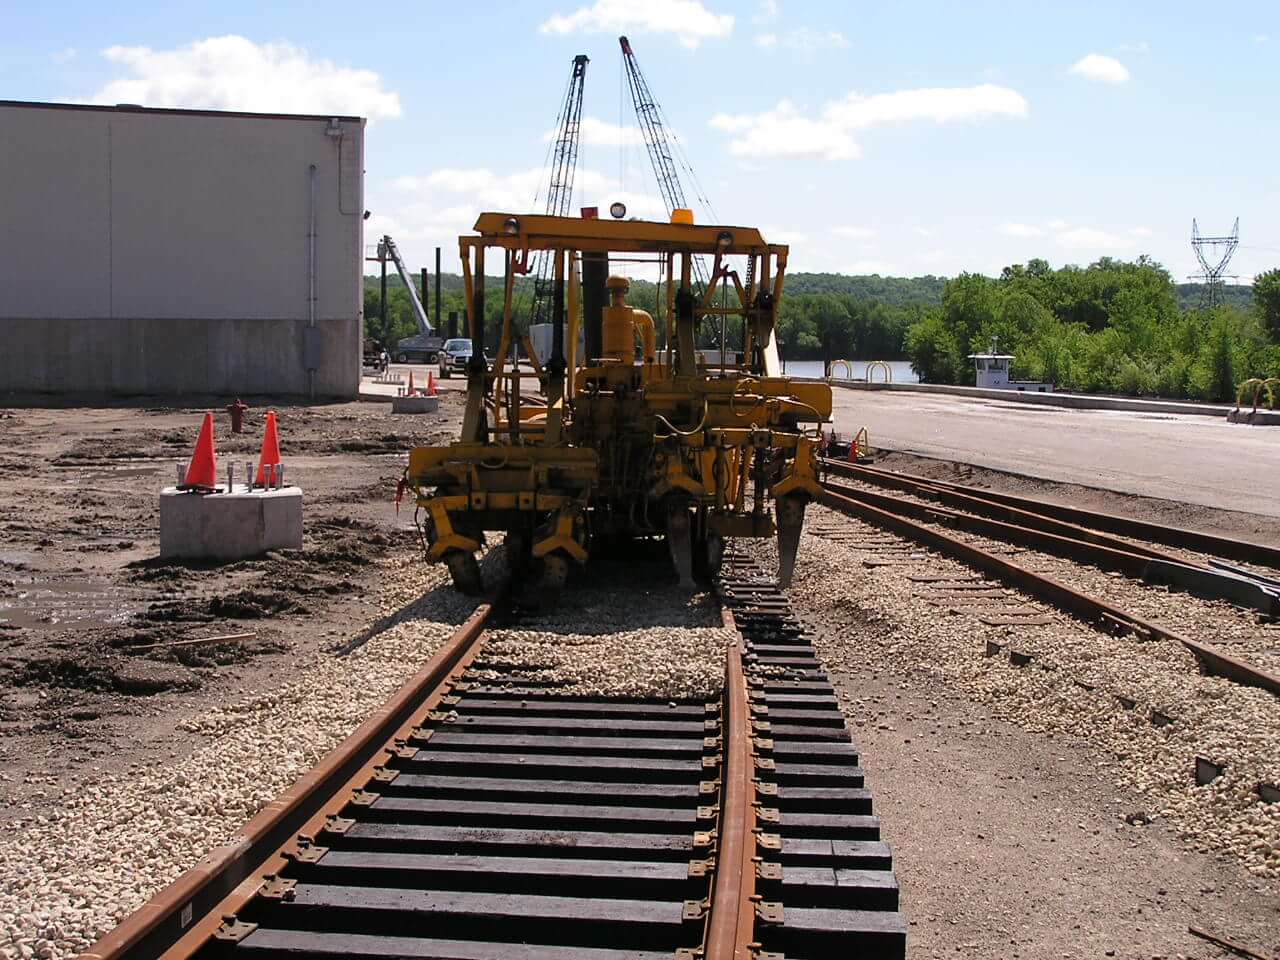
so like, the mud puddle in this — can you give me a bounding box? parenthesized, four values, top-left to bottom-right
(0, 575, 140, 630)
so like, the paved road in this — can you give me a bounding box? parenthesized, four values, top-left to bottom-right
(829, 388, 1280, 518)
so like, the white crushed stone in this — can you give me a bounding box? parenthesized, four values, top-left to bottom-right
(0, 552, 478, 960)
(790, 505, 1280, 881)
(479, 577, 731, 700)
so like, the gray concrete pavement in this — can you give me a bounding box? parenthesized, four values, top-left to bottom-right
(829, 389, 1280, 518)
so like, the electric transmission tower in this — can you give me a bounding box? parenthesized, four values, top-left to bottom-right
(1190, 217, 1240, 308)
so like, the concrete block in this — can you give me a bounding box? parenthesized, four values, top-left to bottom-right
(159, 486, 303, 562)
(391, 394, 440, 414)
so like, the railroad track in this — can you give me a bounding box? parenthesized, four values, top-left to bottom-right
(821, 459, 1280, 617)
(816, 463, 1280, 698)
(85, 571, 906, 960)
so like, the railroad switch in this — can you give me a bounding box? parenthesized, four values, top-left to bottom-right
(213, 919, 258, 943)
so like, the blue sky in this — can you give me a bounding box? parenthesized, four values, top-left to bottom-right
(4, 0, 1277, 282)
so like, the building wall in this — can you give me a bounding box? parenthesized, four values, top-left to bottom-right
(0, 102, 365, 398)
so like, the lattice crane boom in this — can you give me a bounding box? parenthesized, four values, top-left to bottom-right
(529, 54, 589, 327)
(619, 35, 690, 217)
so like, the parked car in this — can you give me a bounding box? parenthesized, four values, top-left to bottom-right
(438, 338, 491, 378)
(362, 337, 388, 373)
(394, 332, 444, 364)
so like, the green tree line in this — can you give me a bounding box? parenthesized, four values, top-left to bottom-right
(364, 263, 1280, 402)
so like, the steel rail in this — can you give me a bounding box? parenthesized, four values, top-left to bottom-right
(818, 485, 1280, 698)
(81, 603, 494, 960)
(820, 475, 1170, 579)
(825, 458, 1280, 569)
(704, 609, 756, 960)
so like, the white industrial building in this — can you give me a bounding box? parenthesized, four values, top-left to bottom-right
(0, 101, 365, 398)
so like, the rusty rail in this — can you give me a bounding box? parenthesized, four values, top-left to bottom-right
(82, 603, 493, 960)
(705, 611, 756, 960)
(825, 458, 1280, 569)
(818, 485, 1280, 698)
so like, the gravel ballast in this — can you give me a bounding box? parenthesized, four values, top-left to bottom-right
(0, 554, 475, 960)
(791, 505, 1280, 882)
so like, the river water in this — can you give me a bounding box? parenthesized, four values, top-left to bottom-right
(779, 359, 919, 383)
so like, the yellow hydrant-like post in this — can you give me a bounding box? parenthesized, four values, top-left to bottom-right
(601, 275, 656, 364)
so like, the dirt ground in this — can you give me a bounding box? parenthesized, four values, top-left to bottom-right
(0, 390, 463, 814)
(1, 387, 1277, 958)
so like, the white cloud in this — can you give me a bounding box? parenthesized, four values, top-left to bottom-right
(756, 27, 848, 51)
(753, 0, 779, 23)
(52, 47, 78, 64)
(1047, 218, 1068, 230)
(999, 222, 1043, 237)
(710, 84, 1026, 161)
(711, 100, 860, 160)
(1255, 34, 1269, 44)
(539, 0, 733, 49)
(916, 249, 949, 265)
(1116, 40, 1150, 54)
(544, 116, 644, 147)
(1055, 226, 1135, 250)
(1068, 53, 1130, 85)
(831, 225, 876, 240)
(913, 226, 936, 238)
(91, 35, 401, 119)
(1129, 226, 1153, 237)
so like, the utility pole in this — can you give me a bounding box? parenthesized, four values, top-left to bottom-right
(421, 268, 429, 328)
(434, 247, 442, 333)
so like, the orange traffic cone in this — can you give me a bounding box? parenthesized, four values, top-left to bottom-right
(407, 370, 416, 397)
(847, 435, 859, 463)
(184, 413, 217, 490)
(426, 370, 436, 396)
(255, 411, 282, 487)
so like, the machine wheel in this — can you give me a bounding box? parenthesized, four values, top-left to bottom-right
(518, 552, 570, 610)
(503, 530, 534, 581)
(444, 549, 483, 595)
(693, 533, 725, 580)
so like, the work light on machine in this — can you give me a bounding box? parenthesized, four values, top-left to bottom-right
(502, 217, 520, 235)
(717, 230, 733, 248)
(609, 202, 627, 219)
